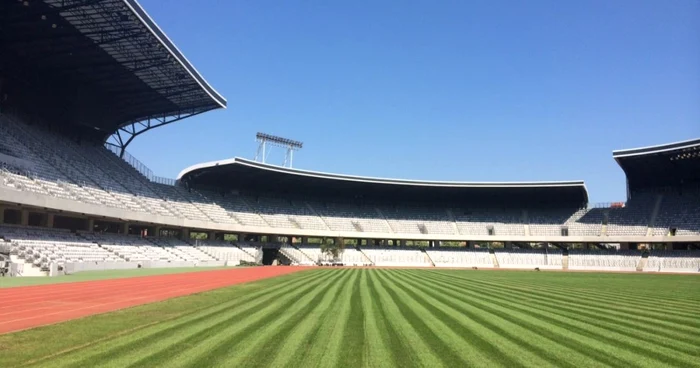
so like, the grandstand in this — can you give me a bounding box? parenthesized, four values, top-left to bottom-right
(0, 0, 699, 278)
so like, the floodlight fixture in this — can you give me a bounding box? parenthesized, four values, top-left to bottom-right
(255, 132, 304, 168)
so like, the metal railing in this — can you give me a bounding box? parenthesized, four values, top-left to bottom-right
(104, 144, 176, 186)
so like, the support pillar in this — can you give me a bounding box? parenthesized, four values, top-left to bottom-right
(46, 213, 54, 228)
(180, 228, 190, 241)
(121, 222, 129, 235)
(619, 242, 630, 250)
(301, 236, 309, 245)
(399, 239, 406, 247)
(335, 237, 343, 246)
(20, 209, 29, 226)
(467, 241, 475, 249)
(0, 205, 5, 224)
(208, 231, 216, 241)
(87, 218, 94, 232)
(505, 241, 513, 249)
(665, 243, 673, 251)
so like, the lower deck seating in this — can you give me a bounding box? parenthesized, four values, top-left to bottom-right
(494, 249, 562, 268)
(361, 247, 431, 267)
(568, 250, 641, 271)
(426, 248, 494, 268)
(645, 250, 700, 272)
(196, 240, 256, 265)
(280, 245, 316, 265)
(2, 226, 122, 268)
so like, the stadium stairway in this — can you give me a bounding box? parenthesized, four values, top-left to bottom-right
(522, 210, 531, 236)
(293, 244, 319, 265)
(289, 217, 302, 229)
(421, 248, 436, 267)
(445, 209, 459, 235)
(374, 208, 396, 233)
(196, 246, 221, 261)
(351, 221, 364, 232)
(356, 246, 374, 266)
(235, 243, 259, 259)
(279, 245, 305, 265)
(636, 252, 649, 272)
(305, 202, 331, 230)
(647, 195, 664, 236)
(238, 196, 273, 228)
(489, 249, 500, 268)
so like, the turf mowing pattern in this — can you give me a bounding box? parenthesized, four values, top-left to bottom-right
(2, 269, 699, 368)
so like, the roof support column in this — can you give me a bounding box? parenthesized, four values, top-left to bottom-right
(179, 228, 189, 241)
(20, 208, 29, 226)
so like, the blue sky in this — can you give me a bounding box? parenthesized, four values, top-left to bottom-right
(129, 0, 699, 203)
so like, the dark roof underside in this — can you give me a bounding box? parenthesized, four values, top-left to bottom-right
(614, 139, 700, 192)
(181, 159, 588, 207)
(0, 0, 225, 139)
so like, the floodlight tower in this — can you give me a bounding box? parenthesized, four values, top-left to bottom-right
(255, 132, 303, 168)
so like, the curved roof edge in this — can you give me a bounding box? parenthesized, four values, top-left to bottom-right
(124, 0, 227, 109)
(612, 138, 700, 159)
(178, 157, 587, 190)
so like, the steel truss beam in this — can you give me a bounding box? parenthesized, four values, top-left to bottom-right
(105, 107, 215, 157)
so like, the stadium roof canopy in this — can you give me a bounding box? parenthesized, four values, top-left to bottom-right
(614, 138, 700, 194)
(0, 0, 226, 155)
(178, 158, 589, 207)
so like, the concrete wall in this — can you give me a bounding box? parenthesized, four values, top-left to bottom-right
(64, 261, 141, 274)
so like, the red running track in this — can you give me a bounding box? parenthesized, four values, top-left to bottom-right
(0, 267, 308, 335)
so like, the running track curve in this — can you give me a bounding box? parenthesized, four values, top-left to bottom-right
(0, 266, 309, 335)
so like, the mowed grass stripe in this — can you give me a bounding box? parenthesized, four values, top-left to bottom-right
(403, 270, 649, 368)
(414, 270, 700, 367)
(398, 269, 613, 368)
(462, 272, 700, 315)
(358, 268, 395, 368)
(289, 268, 363, 368)
(387, 269, 582, 368)
(332, 270, 364, 368)
(429, 270, 700, 335)
(264, 270, 355, 367)
(421, 270, 700, 350)
(43, 270, 329, 368)
(369, 269, 456, 367)
(375, 269, 519, 368)
(418, 270, 700, 366)
(167, 269, 349, 368)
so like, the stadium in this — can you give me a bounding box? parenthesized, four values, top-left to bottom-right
(0, 1, 698, 367)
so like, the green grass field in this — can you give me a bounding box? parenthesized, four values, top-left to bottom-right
(2, 269, 699, 368)
(0, 267, 234, 288)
